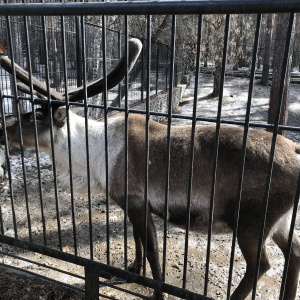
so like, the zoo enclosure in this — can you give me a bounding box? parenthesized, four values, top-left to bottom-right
(0, 1, 300, 300)
(0, 17, 178, 116)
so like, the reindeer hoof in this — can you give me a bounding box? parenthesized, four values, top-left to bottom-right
(147, 295, 164, 300)
(128, 262, 142, 275)
(148, 291, 165, 300)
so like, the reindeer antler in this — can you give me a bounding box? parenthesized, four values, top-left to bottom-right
(67, 38, 142, 102)
(0, 38, 142, 104)
(0, 57, 64, 100)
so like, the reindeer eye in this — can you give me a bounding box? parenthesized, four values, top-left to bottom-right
(35, 112, 43, 120)
(29, 111, 44, 124)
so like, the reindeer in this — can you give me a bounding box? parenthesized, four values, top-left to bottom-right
(0, 38, 299, 300)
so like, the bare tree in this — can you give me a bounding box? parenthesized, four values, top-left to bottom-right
(292, 14, 300, 71)
(110, 15, 174, 107)
(268, 13, 296, 136)
(49, 16, 63, 91)
(210, 15, 226, 97)
(202, 20, 211, 68)
(261, 14, 273, 86)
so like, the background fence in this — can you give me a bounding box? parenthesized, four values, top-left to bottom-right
(0, 16, 180, 117)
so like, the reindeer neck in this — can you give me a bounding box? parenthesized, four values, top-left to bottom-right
(53, 111, 106, 182)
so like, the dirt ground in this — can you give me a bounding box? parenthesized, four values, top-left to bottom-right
(0, 265, 83, 300)
(0, 74, 300, 299)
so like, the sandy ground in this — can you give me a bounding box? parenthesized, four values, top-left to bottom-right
(0, 73, 300, 299)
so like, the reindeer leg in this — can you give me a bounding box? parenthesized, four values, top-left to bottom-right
(128, 227, 143, 274)
(127, 197, 163, 300)
(230, 231, 271, 300)
(272, 213, 300, 300)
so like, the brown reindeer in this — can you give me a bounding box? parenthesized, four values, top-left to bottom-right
(0, 38, 299, 300)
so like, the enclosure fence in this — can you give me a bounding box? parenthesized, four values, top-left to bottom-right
(0, 1, 300, 300)
(0, 17, 175, 116)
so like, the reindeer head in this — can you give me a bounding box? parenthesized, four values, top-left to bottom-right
(0, 108, 54, 150)
(0, 38, 142, 150)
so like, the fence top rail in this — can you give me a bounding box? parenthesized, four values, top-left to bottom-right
(0, 0, 300, 16)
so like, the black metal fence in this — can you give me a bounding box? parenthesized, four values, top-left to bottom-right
(0, 1, 300, 300)
(0, 17, 174, 116)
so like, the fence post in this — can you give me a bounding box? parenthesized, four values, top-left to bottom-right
(141, 38, 145, 102)
(156, 45, 159, 95)
(85, 265, 99, 300)
(165, 45, 169, 90)
(117, 31, 121, 107)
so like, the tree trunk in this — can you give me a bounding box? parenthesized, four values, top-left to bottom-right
(210, 15, 225, 98)
(88, 27, 102, 118)
(292, 45, 300, 71)
(151, 15, 172, 43)
(49, 17, 63, 91)
(211, 59, 222, 97)
(261, 14, 273, 86)
(268, 13, 296, 136)
(292, 14, 300, 71)
(110, 16, 171, 107)
(233, 15, 243, 71)
(203, 22, 211, 68)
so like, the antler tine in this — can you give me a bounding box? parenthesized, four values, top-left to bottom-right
(0, 56, 64, 101)
(67, 38, 143, 102)
(17, 82, 48, 100)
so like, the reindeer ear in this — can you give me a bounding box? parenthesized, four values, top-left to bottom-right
(54, 107, 67, 122)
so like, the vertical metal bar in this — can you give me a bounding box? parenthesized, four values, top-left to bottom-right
(61, 14, 78, 256)
(6, 13, 28, 240)
(279, 170, 300, 298)
(141, 38, 145, 103)
(117, 30, 121, 108)
(22, 11, 47, 246)
(0, 91, 16, 237)
(142, 14, 151, 277)
(102, 15, 110, 266)
(162, 14, 176, 282)
(165, 45, 169, 91)
(123, 14, 129, 271)
(174, 63, 178, 86)
(204, 14, 230, 296)
(41, 6, 62, 251)
(0, 205, 3, 235)
(252, 13, 295, 299)
(75, 16, 82, 88)
(81, 16, 94, 260)
(182, 14, 203, 290)
(0, 66, 8, 112)
(226, 13, 262, 299)
(156, 45, 159, 95)
(85, 265, 99, 300)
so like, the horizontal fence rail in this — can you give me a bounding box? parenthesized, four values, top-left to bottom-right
(0, 1, 300, 300)
(0, 1, 299, 16)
